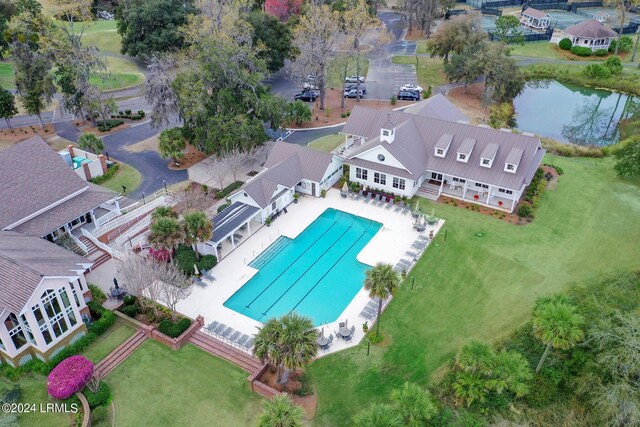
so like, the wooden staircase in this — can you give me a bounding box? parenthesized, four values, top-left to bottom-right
(99, 211, 151, 244)
(79, 236, 111, 270)
(189, 331, 262, 373)
(95, 330, 147, 377)
(416, 184, 440, 201)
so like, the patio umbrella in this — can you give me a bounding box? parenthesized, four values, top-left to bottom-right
(321, 327, 324, 338)
(194, 264, 200, 276)
(342, 182, 348, 192)
(113, 277, 119, 289)
(345, 319, 348, 328)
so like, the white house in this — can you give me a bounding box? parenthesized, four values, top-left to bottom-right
(0, 231, 94, 366)
(520, 7, 551, 31)
(342, 106, 545, 213)
(199, 142, 343, 258)
(557, 19, 617, 51)
(0, 136, 120, 243)
(58, 145, 110, 181)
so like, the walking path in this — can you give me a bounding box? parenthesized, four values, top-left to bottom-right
(95, 330, 148, 377)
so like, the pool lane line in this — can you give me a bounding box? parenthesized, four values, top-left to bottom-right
(244, 216, 345, 309)
(285, 226, 372, 317)
(263, 220, 372, 319)
(258, 224, 355, 318)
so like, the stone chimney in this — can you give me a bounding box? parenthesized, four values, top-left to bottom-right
(67, 144, 75, 158)
(98, 154, 108, 174)
(82, 162, 92, 181)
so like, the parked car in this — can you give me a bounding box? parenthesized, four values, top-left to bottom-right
(307, 74, 317, 81)
(401, 83, 423, 93)
(344, 83, 366, 94)
(303, 82, 318, 90)
(294, 90, 318, 102)
(397, 90, 420, 101)
(345, 75, 365, 83)
(344, 89, 365, 98)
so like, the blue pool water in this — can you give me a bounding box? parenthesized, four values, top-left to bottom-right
(224, 208, 382, 326)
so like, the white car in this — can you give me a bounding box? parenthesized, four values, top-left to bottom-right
(345, 75, 365, 83)
(401, 84, 423, 93)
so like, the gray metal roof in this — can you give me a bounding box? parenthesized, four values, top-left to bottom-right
(236, 143, 337, 208)
(210, 202, 259, 244)
(505, 148, 524, 165)
(522, 7, 550, 19)
(480, 143, 499, 160)
(565, 20, 617, 39)
(401, 94, 470, 123)
(435, 134, 453, 150)
(0, 136, 88, 231)
(0, 231, 91, 314)
(458, 138, 476, 155)
(344, 106, 545, 190)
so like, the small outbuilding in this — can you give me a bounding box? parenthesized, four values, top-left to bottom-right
(520, 7, 552, 31)
(561, 19, 617, 51)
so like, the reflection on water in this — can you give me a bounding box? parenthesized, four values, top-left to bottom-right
(514, 80, 638, 146)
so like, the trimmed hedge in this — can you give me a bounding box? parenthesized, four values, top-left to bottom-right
(558, 38, 572, 50)
(88, 284, 106, 304)
(90, 163, 120, 185)
(84, 381, 111, 409)
(175, 245, 217, 275)
(570, 46, 592, 57)
(112, 110, 145, 121)
(594, 48, 608, 57)
(96, 119, 124, 132)
(215, 181, 244, 199)
(121, 304, 138, 318)
(158, 318, 192, 338)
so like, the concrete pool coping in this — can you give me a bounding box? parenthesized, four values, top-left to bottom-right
(176, 188, 444, 357)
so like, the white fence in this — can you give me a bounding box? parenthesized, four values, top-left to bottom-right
(81, 229, 124, 260)
(94, 195, 168, 237)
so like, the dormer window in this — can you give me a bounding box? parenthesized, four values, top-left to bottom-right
(505, 163, 517, 173)
(457, 153, 467, 162)
(504, 148, 523, 174)
(434, 134, 453, 158)
(480, 158, 492, 168)
(457, 138, 475, 164)
(382, 130, 389, 136)
(435, 148, 445, 157)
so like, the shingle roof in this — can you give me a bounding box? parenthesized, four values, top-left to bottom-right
(237, 143, 337, 208)
(522, 7, 550, 19)
(0, 136, 89, 230)
(345, 106, 545, 190)
(0, 231, 91, 314)
(12, 184, 116, 236)
(565, 20, 617, 39)
(401, 94, 469, 123)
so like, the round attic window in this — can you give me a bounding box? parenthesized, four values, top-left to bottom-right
(377, 154, 385, 162)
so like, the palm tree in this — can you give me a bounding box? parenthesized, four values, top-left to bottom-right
(353, 404, 402, 427)
(390, 382, 437, 426)
(151, 206, 176, 220)
(364, 263, 400, 336)
(77, 133, 104, 154)
(148, 216, 185, 262)
(456, 341, 495, 376)
(532, 299, 584, 372)
(452, 371, 487, 407)
(182, 210, 212, 260)
(486, 350, 532, 397)
(253, 313, 317, 384)
(257, 394, 304, 427)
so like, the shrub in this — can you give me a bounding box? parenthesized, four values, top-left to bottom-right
(88, 310, 116, 336)
(603, 56, 623, 75)
(91, 405, 107, 424)
(175, 245, 217, 274)
(583, 63, 611, 79)
(215, 181, 243, 199)
(124, 109, 131, 115)
(121, 304, 138, 318)
(96, 119, 124, 132)
(88, 284, 106, 304)
(594, 48, 608, 57)
(47, 356, 94, 400)
(570, 46, 592, 57)
(518, 203, 534, 218)
(217, 203, 230, 213)
(390, 95, 397, 105)
(158, 318, 192, 338)
(89, 163, 120, 185)
(198, 255, 217, 271)
(84, 381, 111, 409)
(609, 36, 633, 53)
(558, 38, 572, 50)
(541, 138, 604, 157)
(123, 295, 136, 306)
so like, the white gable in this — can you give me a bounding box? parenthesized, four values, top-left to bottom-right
(352, 146, 407, 170)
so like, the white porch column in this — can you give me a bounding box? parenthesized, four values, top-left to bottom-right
(114, 199, 121, 214)
(0, 322, 17, 357)
(247, 220, 251, 235)
(230, 234, 236, 249)
(462, 182, 468, 199)
(486, 185, 493, 205)
(90, 210, 98, 227)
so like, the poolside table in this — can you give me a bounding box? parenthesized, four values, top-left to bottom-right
(316, 336, 329, 348)
(339, 327, 352, 338)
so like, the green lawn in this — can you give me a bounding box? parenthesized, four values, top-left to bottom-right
(77, 20, 122, 54)
(108, 340, 263, 426)
(327, 58, 370, 88)
(98, 163, 142, 194)
(509, 42, 566, 60)
(0, 375, 70, 426)
(82, 320, 135, 364)
(416, 39, 428, 55)
(0, 61, 14, 89)
(309, 155, 640, 426)
(308, 134, 344, 152)
(391, 56, 447, 89)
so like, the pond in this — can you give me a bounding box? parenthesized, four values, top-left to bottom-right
(513, 80, 638, 146)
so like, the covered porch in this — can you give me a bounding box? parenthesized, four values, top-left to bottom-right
(202, 202, 262, 261)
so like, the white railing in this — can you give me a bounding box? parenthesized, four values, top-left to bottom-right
(81, 229, 125, 260)
(121, 189, 175, 214)
(128, 233, 149, 251)
(95, 209, 120, 227)
(69, 233, 89, 255)
(94, 196, 166, 237)
(114, 216, 151, 246)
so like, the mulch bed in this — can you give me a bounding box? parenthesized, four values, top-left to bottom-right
(0, 123, 56, 144)
(439, 195, 521, 225)
(76, 120, 130, 136)
(168, 144, 207, 170)
(258, 368, 317, 418)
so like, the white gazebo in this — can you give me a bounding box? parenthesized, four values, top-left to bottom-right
(520, 7, 552, 31)
(561, 19, 617, 51)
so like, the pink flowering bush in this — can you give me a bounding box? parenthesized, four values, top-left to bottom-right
(47, 355, 94, 400)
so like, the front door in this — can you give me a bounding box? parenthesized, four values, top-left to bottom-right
(431, 172, 443, 182)
(312, 182, 316, 196)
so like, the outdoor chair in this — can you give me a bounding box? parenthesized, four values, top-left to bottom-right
(206, 321, 220, 332)
(328, 334, 334, 345)
(214, 323, 227, 335)
(417, 235, 429, 241)
(350, 325, 356, 335)
(220, 327, 234, 339)
(236, 334, 249, 348)
(243, 338, 255, 350)
(334, 330, 341, 339)
(228, 331, 241, 344)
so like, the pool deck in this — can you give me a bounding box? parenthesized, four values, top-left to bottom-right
(177, 188, 444, 357)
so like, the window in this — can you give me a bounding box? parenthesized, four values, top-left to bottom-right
(481, 158, 492, 167)
(377, 154, 385, 162)
(506, 163, 515, 171)
(457, 153, 467, 161)
(435, 148, 444, 157)
(474, 182, 489, 189)
(498, 188, 513, 195)
(452, 177, 466, 183)
(392, 177, 405, 190)
(7, 314, 27, 350)
(77, 279, 84, 291)
(374, 173, 386, 185)
(382, 130, 389, 136)
(356, 167, 368, 180)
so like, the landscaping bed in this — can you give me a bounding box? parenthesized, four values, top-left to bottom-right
(438, 196, 519, 224)
(167, 143, 208, 170)
(258, 369, 317, 418)
(0, 123, 56, 146)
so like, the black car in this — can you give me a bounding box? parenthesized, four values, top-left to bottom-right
(294, 90, 318, 102)
(397, 90, 420, 101)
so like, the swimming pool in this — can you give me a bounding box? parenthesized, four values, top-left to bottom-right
(224, 208, 381, 326)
